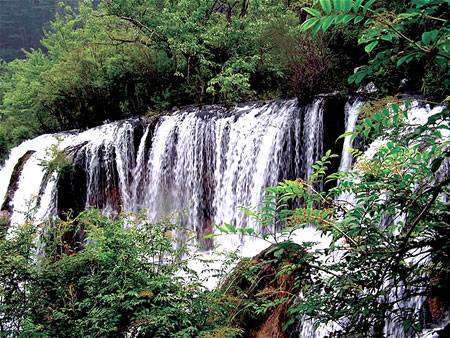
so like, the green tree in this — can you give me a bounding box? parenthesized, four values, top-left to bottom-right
(0, 0, 355, 160)
(300, 0, 449, 99)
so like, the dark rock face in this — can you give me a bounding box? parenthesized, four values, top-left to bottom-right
(221, 242, 309, 338)
(424, 272, 450, 330)
(57, 146, 87, 220)
(1, 150, 35, 215)
(86, 145, 122, 212)
(322, 93, 347, 189)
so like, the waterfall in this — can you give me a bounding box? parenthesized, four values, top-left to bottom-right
(128, 100, 306, 246)
(302, 99, 324, 179)
(338, 98, 363, 173)
(297, 101, 446, 338)
(0, 134, 59, 227)
(0, 99, 325, 242)
(78, 120, 138, 215)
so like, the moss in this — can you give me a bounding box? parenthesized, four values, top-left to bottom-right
(199, 327, 243, 338)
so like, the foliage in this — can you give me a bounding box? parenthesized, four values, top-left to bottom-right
(0, 0, 360, 160)
(0, 210, 235, 337)
(40, 141, 73, 175)
(242, 101, 449, 336)
(300, 0, 449, 98)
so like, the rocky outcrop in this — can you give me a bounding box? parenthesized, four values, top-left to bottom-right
(57, 143, 88, 220)
(221, 241, 309, 338)
(1, 150, 35, 212)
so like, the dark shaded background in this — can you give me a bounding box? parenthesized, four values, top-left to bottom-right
(0, 0, 80, 61)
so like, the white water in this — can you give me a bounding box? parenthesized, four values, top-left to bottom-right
(125, 100, 315, 246)
(0, 134, 60, 228)
(299, 100, 447, 338)
(338, 98, 363, 173)
(0, 100, 323, 239)
(0, 134, 57, 210)
(302, 99, 324, 179)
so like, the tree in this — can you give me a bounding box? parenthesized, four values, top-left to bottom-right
(0, 0, 356, 160)
(300, 0, 449, 99)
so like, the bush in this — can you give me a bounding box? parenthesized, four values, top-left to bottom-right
(0, 210, 234, 337)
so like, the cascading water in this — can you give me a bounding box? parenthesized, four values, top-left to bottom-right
(297, 101, 447, 338)
(0, 134, 59, 226)
(302, 99, 324, 179)
(125, 99, 309, 247)
(338, 98, 363, 173)
(131, 100, 306, 245)
(0, 99, 324, 243)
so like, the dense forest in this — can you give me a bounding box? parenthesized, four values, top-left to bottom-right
(0, 0, 447, 161)
(0, 0, 449, 337)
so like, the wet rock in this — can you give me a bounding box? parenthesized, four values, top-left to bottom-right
(221, 241, 309, 338)
(0, 210, 10, 236)
(57, 145, 87, 220)
(1, 150, 35, 213)
(425, 272, 450, 325)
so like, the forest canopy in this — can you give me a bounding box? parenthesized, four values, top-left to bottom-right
(0, 0, 448, 161)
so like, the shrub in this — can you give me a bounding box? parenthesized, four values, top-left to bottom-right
(0, 210, 235, 337)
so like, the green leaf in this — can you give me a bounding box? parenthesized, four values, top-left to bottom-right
(380, 33, 395, 42)
(396, 53, 415, 67)
(334, 13, 346, 24)
(303, 7, 321, 17)
(354, 15, 365, 24)
(300, 18, 320, 31)
(312, 20, 323, 35)
(364, 40, 378, 53)
(398, 12, 420, 19)
(341, 0, 353, 12)
(363, 0, 376, 14)
(349, 68, 368, 84)
(336, 131, 356, 141)
(333, 0, 341, 11)
(319, 0, 332, 14)
(322, 16, 335, 31)
(342, 14, 355, 24)
(353, 0, 363, 12)
(421, 30, 439, 45)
